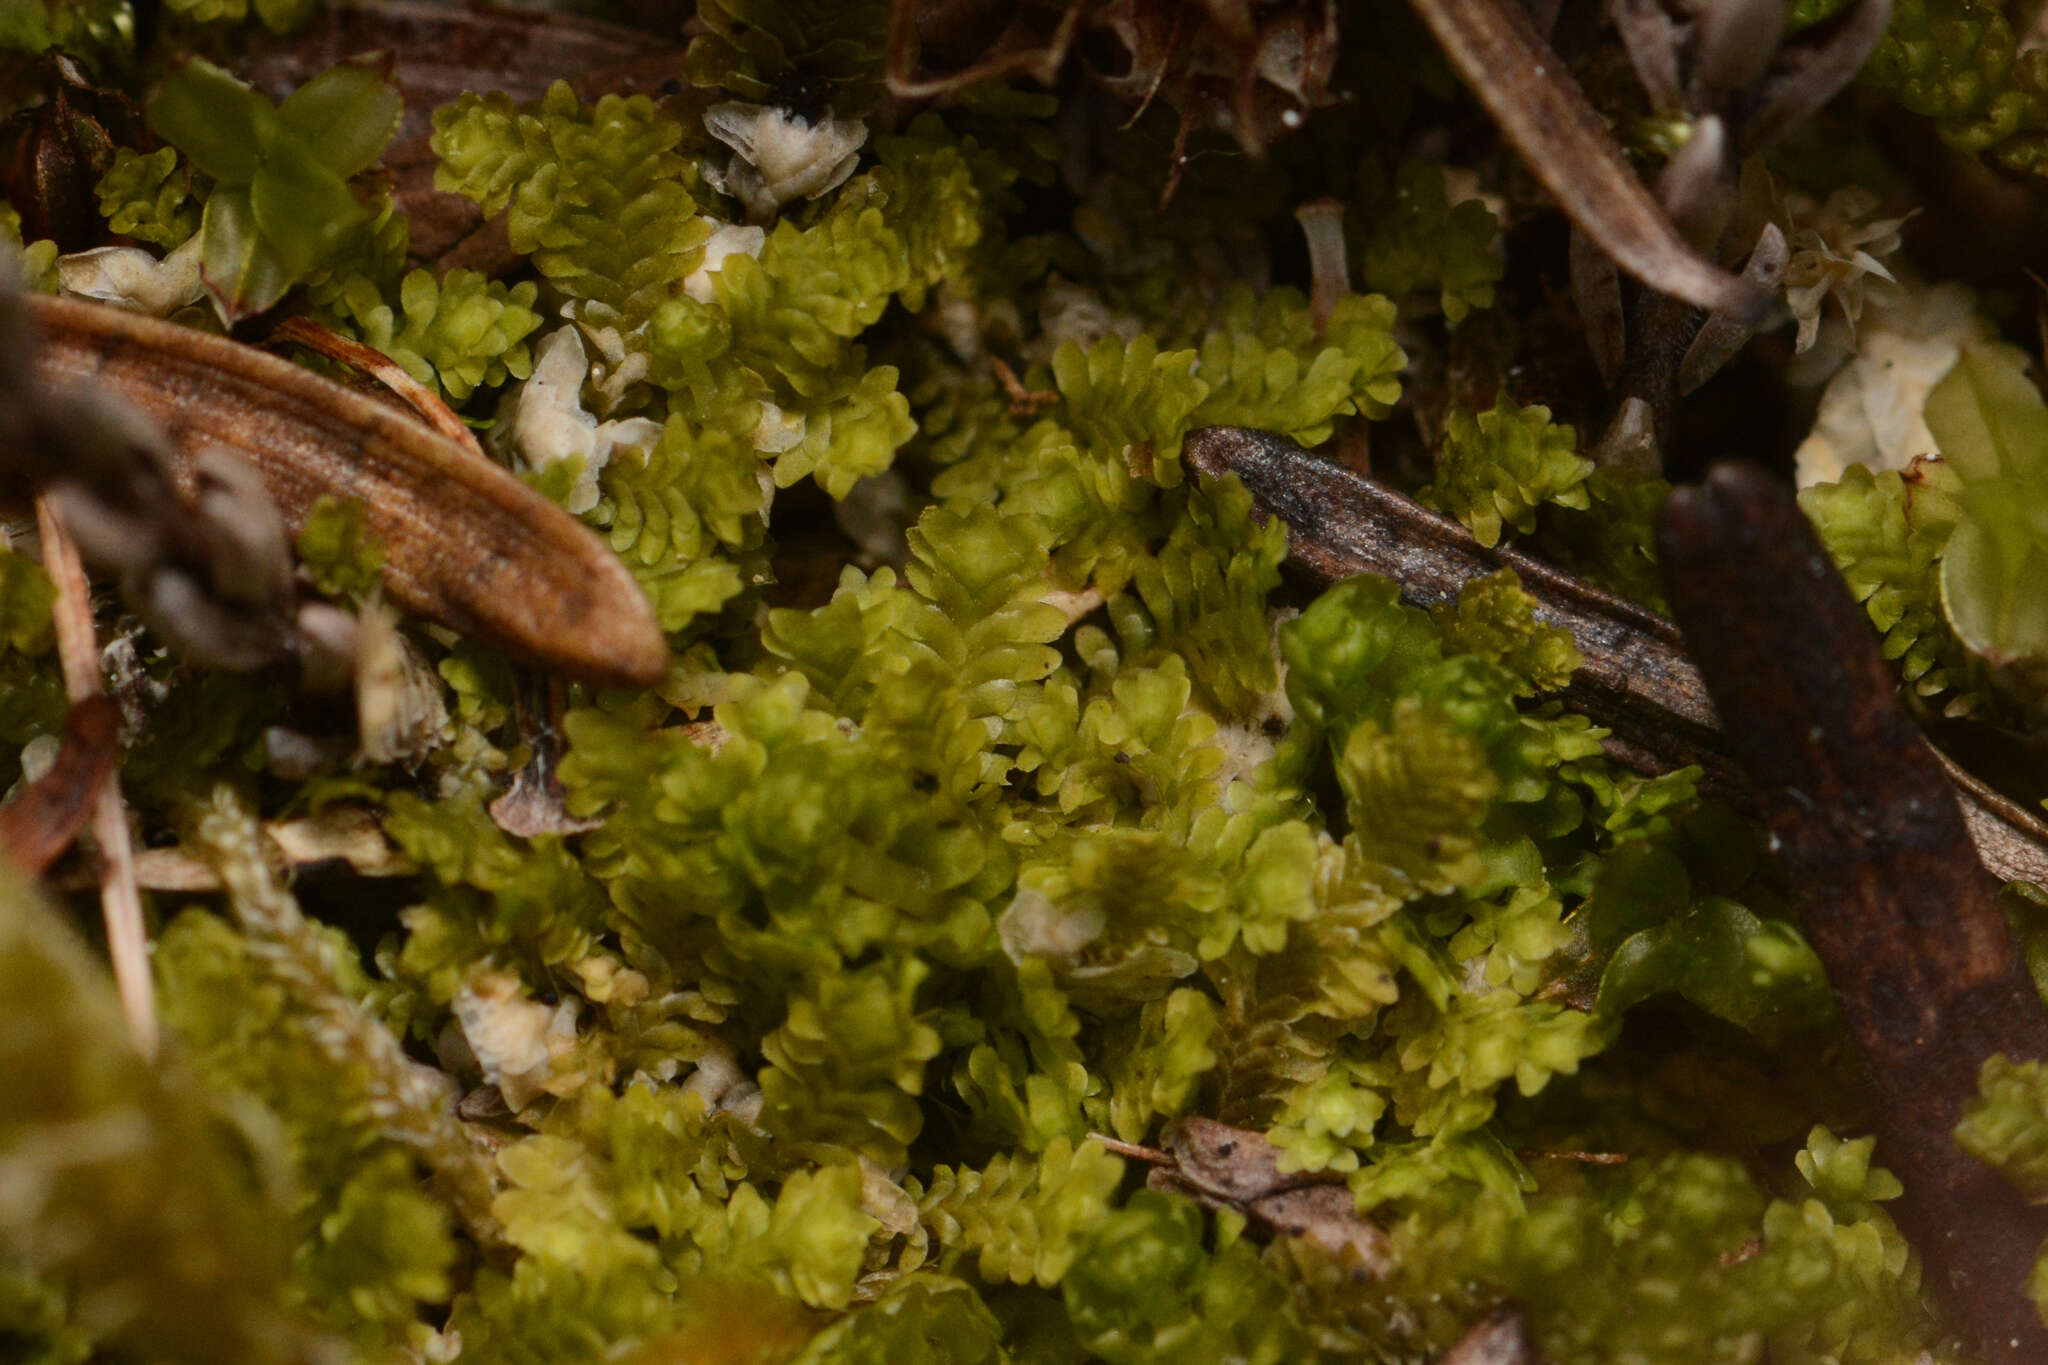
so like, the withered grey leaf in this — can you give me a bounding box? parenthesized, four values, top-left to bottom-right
(1407, 0, 1761, 319)
(1739, 0, 1894, 154)
(1103, 1118, 1395, 1273)
(1570, 227, 1627, 386)
(1607, 0, 1684, 109)
(1690, 0, 1791, 115)
(1441, 1306, 1543, 1365)
(1655, 113, 1731, 246)
(1679, 222, 1791, 395)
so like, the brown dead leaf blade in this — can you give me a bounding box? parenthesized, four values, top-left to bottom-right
(0, 694, 118, 877)
(23, 293, 667, 688)
(1657, 464, 2048, 1365)
(1405, 0, 1761, 321)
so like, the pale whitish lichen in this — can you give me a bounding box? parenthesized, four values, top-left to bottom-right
(1792, 280, 1992, 486)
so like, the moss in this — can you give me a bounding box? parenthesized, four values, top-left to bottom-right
(0, 4, 2027, 1362)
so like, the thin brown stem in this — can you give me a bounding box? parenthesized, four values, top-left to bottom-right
(35, 493, 155, 1060)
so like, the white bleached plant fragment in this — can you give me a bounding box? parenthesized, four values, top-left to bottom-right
(704, 101, 867, 221)
(683, 222, 766, 303)
(1793, 281, 1993, 487)
(492, 327, 661, 513)
(57, 236, 206, 317)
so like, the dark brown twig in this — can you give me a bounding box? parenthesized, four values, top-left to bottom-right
(270, 315, 485, 458)
(1657, 463, 2048, 1365)
(1181, 426, 2048, 887)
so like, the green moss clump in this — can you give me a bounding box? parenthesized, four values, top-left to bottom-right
(0, 3, 2021, 1362)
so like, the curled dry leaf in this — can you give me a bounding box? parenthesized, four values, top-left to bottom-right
(0, 694, 119, 878)
(25, 293, 668, 688)
(1440, 1306, 1543, 1365)
(1096, 1117, 1392, 1273)
(271, 314, 484, 456)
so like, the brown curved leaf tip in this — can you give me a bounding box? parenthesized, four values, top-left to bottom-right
(1404, 0, 1763, 321)
(0, 694, 119, 877)
(26, 294, 668, 688)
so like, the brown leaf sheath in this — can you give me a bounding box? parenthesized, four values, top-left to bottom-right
(1657, 463, 2048, 1365)
(26, 294, 668, 688)
(1180, 425, 2048, 886)
(1404, 0, 1762, 320)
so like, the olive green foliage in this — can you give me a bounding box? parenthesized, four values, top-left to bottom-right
(0, 547, 63, 773)
(1801, 460, 1975, 707)
(1423, 394, 1593, 548)
(0, 0, 130, 65)
(146, 56, 400, 318)
(95, 145, 197, 247)
(294, 494, 384, 601)
(686, 0, 892, 115)
(0, 6, 1983, 1364)
(1919, 342, 2048, 665)
(1863, 0, 2048, 177)
(1958, 1054, 2048, 1322)
(0, 871, 332, 1365)
(1959, 1055, 2048, 1198)
(0, 203, 60, 291)
(161, 0, 318, 31)
(347, 267, 543, 402)
(1353, 159, 1502, 325)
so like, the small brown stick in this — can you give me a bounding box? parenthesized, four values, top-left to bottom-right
(489, 673, 600, 838)
(1402, 0, 1761, 320)
(991, 358, 1059, 418)
(35, 495, 156, 1059)
(1656, 463, 2048, 1365)
(1181, 426, 2048, 887)
(270, 316, 485, 458)
(0, 693, 118, 876)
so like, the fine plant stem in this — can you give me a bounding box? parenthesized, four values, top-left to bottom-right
(35, 493, 156, 1060)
